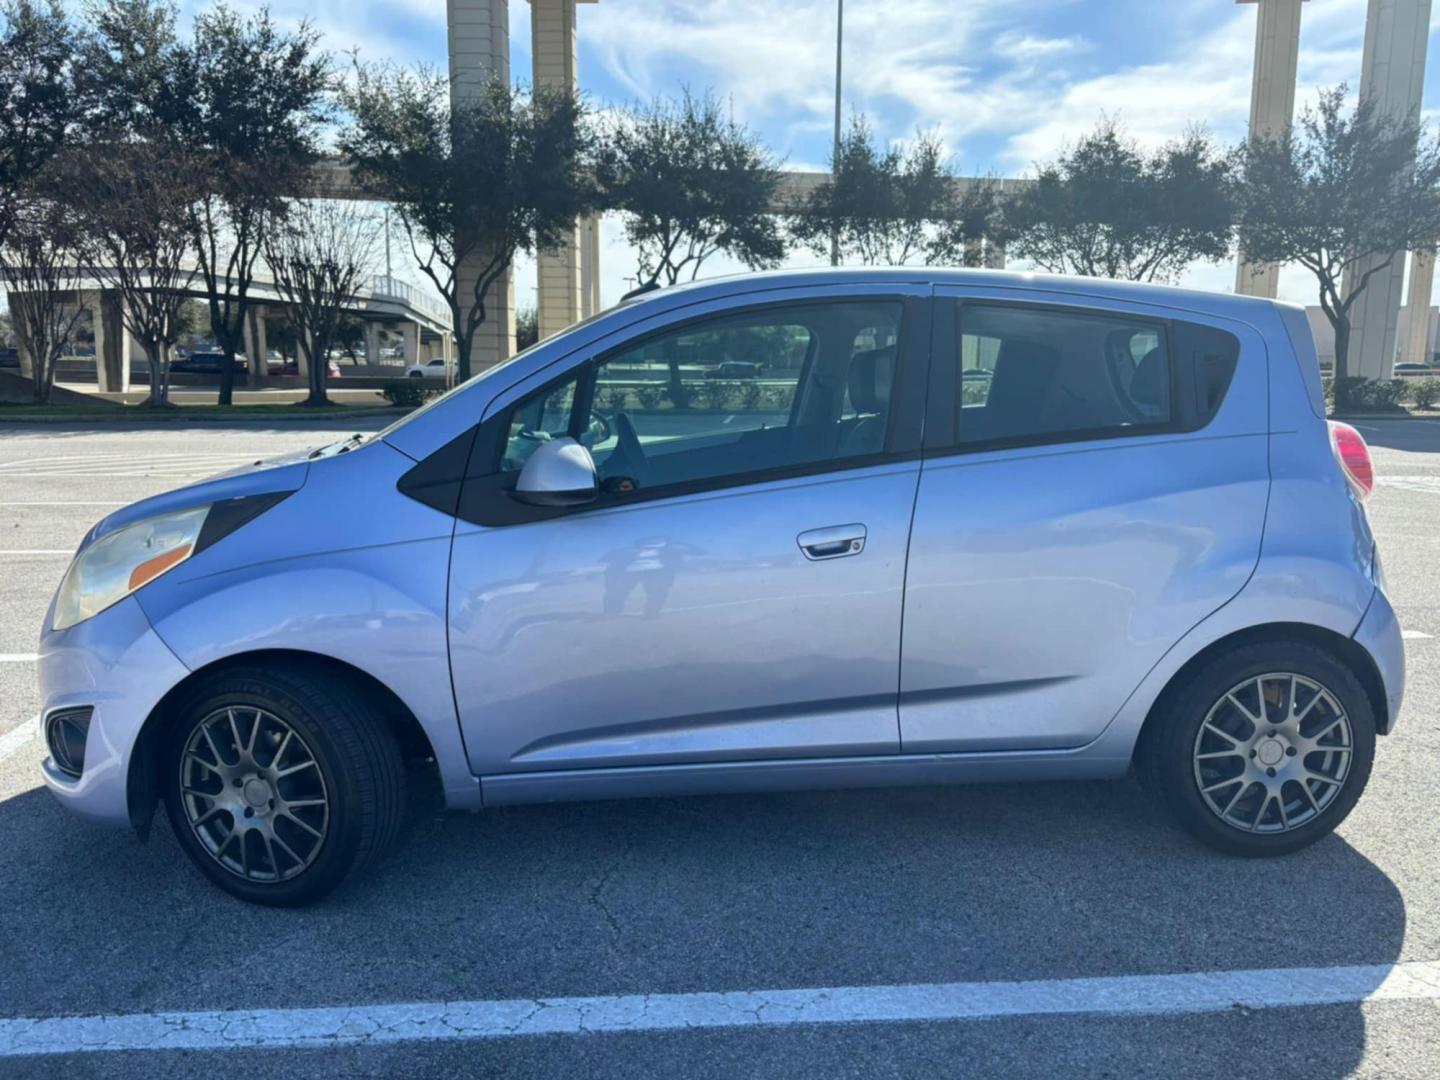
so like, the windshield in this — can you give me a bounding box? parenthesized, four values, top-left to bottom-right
(374, 302, 637, 443)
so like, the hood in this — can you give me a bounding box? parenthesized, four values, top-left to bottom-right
(81, 457, 310, 550)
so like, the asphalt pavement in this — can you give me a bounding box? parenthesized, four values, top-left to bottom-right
(1, 416, 1438, 1077)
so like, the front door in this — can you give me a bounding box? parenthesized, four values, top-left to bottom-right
(899, 289, 1270, 753)
(449, 289, 929, 776)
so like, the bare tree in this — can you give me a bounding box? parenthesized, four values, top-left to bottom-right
(263, 199, 380, 407)
(0, 182, 85, 403)
(183, 5, 330, 405)
(64, 134, 201, 406)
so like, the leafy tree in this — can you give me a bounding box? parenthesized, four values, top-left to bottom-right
(340, 66, 600, 381)
(182, 4, 329, 405)
(930, 175, 1009, 267)
(0, 175, 86, 402)
(0, 0, 85, 251)
(79, 0, 189, 133)
(606, 89, 785, 286)
(263, 199, 380, 406)
(1004, 120, 1234, 283)
(792, 117, 993, 267)
(1236, 86, 1440, 380)
(63, 134, 202, 406)
(515, 304, 539, 351)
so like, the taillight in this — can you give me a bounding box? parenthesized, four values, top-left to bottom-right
(1328, 420, 1374, 499)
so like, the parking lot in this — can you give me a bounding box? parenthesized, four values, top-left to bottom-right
(1, 416, 1439, 1077)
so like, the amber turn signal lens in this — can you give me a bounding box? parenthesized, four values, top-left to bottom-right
(127, 543, 193, 591)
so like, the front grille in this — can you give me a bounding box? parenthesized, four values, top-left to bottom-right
(45, 707, 93, 778)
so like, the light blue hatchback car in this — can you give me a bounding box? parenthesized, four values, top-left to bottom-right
(38, 269, 1404, 905)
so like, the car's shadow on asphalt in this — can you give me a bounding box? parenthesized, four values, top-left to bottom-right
(0, 769, 1403, 1077)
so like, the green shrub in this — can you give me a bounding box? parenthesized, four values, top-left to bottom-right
(380, 379, 439, 407)
(1321, 376, 1334, 406)
(1412, 377, 1440, 409)
(1371, 378, 1409, 408)
(1331, 376, 1371, 410)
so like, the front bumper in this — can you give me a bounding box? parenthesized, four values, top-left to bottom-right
(1354, 585, 1405, 734)
(38, 596, 190, 827)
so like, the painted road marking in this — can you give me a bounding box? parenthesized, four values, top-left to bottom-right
(0, 654, 37, 662)
(0, 717, 39, 765)
(1402, 629, 1433, 640)
(3, 960, 1440, 1058)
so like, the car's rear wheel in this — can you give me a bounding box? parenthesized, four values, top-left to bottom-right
(409, 370, 424, 378)
(161, 664, 404, 906)
(1138, 640, 1376, 856)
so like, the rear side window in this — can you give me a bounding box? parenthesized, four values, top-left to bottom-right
(955, 305, 1172, 446)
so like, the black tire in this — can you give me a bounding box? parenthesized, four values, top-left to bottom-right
(1137, 639, 1376, 856)
(409, 371, 424, 378)
(161, 663, 404, 906)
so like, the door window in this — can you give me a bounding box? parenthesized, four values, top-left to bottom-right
(955, 304, 1172, 446)
(498, 300, 903, 494)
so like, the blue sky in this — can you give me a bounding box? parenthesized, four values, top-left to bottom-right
(180, 0, 1440, 307)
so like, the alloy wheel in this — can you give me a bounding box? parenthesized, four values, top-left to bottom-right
(178, 706, 330, 883)
(1191, 672, 1354, 834)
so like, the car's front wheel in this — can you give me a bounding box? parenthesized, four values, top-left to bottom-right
(161, 664, 404, 906)
(1139, 640, 1376, 856)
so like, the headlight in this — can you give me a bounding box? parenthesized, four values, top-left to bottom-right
(53, 506, 210, 631)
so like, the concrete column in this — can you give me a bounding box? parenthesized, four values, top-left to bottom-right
(243, 306, 268, 377)
(88, 290, 131, 393)
(400, 321, 420, 366)
(579, 213, 601, 318)
(963, 236, 984, 268)
(1342, 0, 1433, 379)
(450, 0, 516, 372)
(983, 238, 1007, 270)
(1402, 249, 1436, 365)
(1235, 0, 1306, 298)
(530, 0, 584, 340)
(363, 322, 381, 367)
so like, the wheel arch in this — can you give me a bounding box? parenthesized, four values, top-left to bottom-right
(126, 649, 436, 837)
(1133, 621, 1389, 765)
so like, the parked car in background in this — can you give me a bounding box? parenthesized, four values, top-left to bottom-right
(1393, 362, 1435, 375)
(268, 358, 342, 379)
(0, 347, 18, 368)
(407, 357, 454, 379)
(706, 360, 762, 380)
(37, 268, 1403, 906)
(170, 352, 248, 375)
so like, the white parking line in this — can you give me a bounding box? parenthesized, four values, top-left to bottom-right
(0, 654, 37, 662)
(1402, 629, 1432, 640)
(0, 717, 39, 765)
(2, 960, 1439, 1058)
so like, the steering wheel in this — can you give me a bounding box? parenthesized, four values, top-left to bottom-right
(606, 411, 649, 489)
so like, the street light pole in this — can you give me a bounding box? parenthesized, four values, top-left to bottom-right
(830, 0, 843, 267)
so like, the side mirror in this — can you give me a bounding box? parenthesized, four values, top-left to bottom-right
(513, 436, 597, 507)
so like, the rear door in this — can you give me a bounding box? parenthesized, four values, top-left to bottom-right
(899, 287, 1269, 752)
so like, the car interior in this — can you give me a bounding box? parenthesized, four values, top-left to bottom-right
(503, 301, 903, 493)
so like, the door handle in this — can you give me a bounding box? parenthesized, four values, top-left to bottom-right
(797, 524, 867, 561)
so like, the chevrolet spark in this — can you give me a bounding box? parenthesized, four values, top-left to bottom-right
(38, 269, 1404, 906)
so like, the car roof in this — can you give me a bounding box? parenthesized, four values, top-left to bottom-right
(621, 266, 1286, 324)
